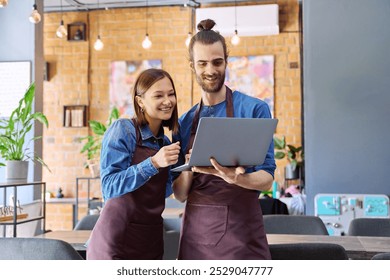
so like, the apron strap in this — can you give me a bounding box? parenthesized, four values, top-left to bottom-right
(186, 86, 234, 153)
(132, 118, 143, 146)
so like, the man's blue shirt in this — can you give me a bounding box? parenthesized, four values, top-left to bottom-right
(172, 90, 276, 178)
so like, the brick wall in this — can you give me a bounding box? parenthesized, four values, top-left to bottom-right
(43, 0, 301, 230)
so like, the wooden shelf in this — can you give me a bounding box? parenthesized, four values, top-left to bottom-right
(67, 22, 87, 41)
(0, 213, 28, 222)
(63, 105, 88, 127)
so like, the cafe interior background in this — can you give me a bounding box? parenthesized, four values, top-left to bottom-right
(0, 0, 389, 234)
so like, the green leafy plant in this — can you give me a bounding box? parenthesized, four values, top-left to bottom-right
(274, 136, 304, 171)
(80, 107, 119, 163)
(0, 83, 49, 170)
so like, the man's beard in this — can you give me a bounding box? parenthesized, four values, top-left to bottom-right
(196, 71, 226, 93)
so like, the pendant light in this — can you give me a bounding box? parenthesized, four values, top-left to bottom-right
(94, 0, 104, 51)
(29, 2, 41, 24)
(142, 0, 152, 49)
(0, 0, 8, 8)
(231, 0, 240, 46)
(56, 0, 67, 38)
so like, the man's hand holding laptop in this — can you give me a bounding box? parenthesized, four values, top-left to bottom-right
(192, 157, 246, 185)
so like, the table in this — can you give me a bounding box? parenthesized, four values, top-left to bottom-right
(36, 230, 90, 253)
(162, 208, 184, 219)
(36, 231, 390, 260)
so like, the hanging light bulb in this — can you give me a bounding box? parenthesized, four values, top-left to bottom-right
(142, 0, 152, 49)
(94, 35, 104, 51)
(56, 0, 67, 38)
(56, 20, 68, 38)
(185, 32, 192, 47)
(94, 0, 104, 51)
(142, 34, 152, 49)
(231, 0, 240, 46)
(0, 0, 8, 8)
(29, 4, 41, 24)
(231, 30, 240, 46)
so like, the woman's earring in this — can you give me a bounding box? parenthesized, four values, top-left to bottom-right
(141, 107, 144, 113)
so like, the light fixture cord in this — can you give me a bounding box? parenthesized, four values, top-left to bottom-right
(97, 0, 100, 35)
(145, 0, 148, 34)
(234, 0, 237, 30)
(60, 0, 63, 21)
(188, 5, 192, 34)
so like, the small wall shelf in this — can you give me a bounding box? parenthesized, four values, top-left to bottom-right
(67, 22, 87, 41)
(63, 105, 88, 128)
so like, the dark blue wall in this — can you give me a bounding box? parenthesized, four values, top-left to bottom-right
(303, 0, 390, 214)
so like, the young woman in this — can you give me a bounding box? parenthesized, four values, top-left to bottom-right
(87, 68, 180, 260)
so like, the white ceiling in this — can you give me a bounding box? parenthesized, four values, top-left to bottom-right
(43, 0, 261, 12)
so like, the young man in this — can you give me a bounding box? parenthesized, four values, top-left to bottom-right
(172, 19, 276, 260)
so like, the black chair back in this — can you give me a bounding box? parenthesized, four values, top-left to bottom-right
(269, 243, 348, 260)
(0, 238, 83, 260)
(263, 214, 328, 235)
(371, 252, 390, 260)
(74, 214, 100, 230)
(348, 218, 390, 237)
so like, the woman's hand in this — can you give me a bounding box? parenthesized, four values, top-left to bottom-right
(151, 142, 180, 169)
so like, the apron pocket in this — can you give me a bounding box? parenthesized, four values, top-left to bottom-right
(125, 222, 164, 259)
(183, 203, 228, 246)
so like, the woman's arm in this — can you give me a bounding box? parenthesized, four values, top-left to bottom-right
(172, 170, 193, 202)
(100, 120, 159, 201)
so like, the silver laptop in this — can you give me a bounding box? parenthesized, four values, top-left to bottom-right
(171, 117, 278, 172)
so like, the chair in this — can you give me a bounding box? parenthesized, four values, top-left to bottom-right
(269, 243, 348, 260)
(263, 214, 328, 235)
(371, 252, 390, 260)
(348, 218, 390, 237)
(259, 197, 289, 215)
(0, 238, 84, 260)
(163, 230, 180, 260)
(163, 218, 182, 233)
(74, 214, 100, 230)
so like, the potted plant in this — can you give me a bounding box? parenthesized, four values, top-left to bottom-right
(274, 136, 304, 180)
(0, 83, 49, 181)
(80, 106, 119, 177)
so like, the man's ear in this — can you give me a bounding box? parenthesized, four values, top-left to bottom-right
(189, 61, 195, 73)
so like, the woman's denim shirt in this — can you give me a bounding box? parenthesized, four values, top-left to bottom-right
(100, 119, 173, 202)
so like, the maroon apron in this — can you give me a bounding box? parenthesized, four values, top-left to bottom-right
(178, 87, 271, 260)
(87, 119, 169, 260)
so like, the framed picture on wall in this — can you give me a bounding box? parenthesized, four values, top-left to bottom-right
(109, 59, 162, 117)
(225, 55, 274, 117)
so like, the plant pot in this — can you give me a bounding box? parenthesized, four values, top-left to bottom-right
(5, 160, 29, 181)
(285, 164, 300, 180)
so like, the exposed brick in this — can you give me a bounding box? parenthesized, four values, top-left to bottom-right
(43, 1, 301, 229)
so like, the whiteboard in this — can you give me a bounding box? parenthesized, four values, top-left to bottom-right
(0, 61, 31, 118)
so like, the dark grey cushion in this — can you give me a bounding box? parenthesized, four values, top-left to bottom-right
(270, 243, 348, 260)
(371, 253, 390, 260)
(348, 218, 390, 237)
(0, 238, 84, 260)
(163, 231, 180, 260)
(74, 214, 100, 230)
(263, 215, 329, 235)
